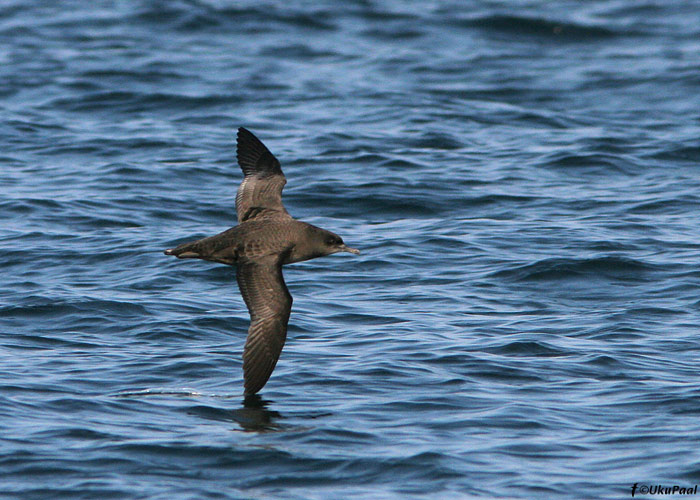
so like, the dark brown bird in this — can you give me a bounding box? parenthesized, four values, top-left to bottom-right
(164, 128, 360, 396)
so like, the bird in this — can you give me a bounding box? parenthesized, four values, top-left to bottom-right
(164, 127, 360, 396)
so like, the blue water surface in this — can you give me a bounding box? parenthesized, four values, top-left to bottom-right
(2, 1, 700, 498)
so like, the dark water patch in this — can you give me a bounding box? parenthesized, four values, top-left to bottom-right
(132, 2, 337, 32)
(581, 354, 629, 370)
(361, 26, 425, 41)
(628, 195, 700, 215)
(184, 404, 243, 422)
(649, 144, 700, 162)
(375, 157, 427, 170)
(492, 256, 656, 283)
(47, 91, 243, 114)
(408, 131, 464, 150)
(463, 193, 539, 208)
(539, 151, 632, 175)
(2, 197, 64, 213)
(484, 340, 571, 357)
(7, 119, 69, 134)
(353, 7, 420, 22)
(4, 333, 101, 351)
(32, 427, 122, 443)
(149, 358, 225, 380)
(0, 299, 149, 320)
(75, 69, 187, 87)
(586, 326, 647, 341)
(259, 44, 339, 60)
(583, 240, 639, 253)
(132, 325, 210, 342)
(132, 1, 227, 31)
(625, 306, 686, 317)
(297, 188, 445, 218)
(513, 111, 572, 129)
(454, 14, 622, 41)
(580, 135, 642, 155)
(10, 486, 131, 500)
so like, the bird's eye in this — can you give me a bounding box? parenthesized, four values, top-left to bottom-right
(326, 236, 340, 246)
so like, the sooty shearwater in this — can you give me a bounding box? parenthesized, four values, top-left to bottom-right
(165, 128, 360, 396)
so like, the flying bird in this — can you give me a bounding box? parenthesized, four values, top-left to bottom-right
(165, 128, 360, 395)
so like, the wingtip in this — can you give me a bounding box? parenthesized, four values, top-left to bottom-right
(237, 126, 259, 145)
(237, 127, 256, 145)
(236, 127, 282, 177)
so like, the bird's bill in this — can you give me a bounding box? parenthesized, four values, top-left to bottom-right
(340, 244, 360, 255)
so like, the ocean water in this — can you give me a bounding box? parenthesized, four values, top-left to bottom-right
(2, 1, 700, 498)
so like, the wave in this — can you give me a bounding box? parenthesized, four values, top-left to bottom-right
(455, 14, 622, 41)
(0, 299, 149, 319)
(491, 256, 656, 282)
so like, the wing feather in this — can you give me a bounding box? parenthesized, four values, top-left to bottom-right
(235, 128, 290, 223)
(236, 257, 292, 395)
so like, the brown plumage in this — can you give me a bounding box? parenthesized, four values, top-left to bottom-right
(165, 128, 359, 396)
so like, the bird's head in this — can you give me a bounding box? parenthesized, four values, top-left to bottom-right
(314, 228, 360, 257)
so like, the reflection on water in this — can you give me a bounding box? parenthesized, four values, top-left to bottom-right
(233, 394, 283, 432)
(114, 389, 284, 432)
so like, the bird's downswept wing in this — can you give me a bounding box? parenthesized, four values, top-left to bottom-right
(236, 256, 292, 395)
(235, 127, 291, 223)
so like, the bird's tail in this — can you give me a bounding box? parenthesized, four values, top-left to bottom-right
(164, 233, 238, 266)
(164, 240, 203, 259)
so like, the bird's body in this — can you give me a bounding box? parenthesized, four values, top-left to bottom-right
(169, 219, 349, 266)
(165, 128, 359, 396)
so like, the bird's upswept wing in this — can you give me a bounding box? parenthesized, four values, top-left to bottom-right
(236, 256, 292, 395)
(235, 127, 291, 223)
